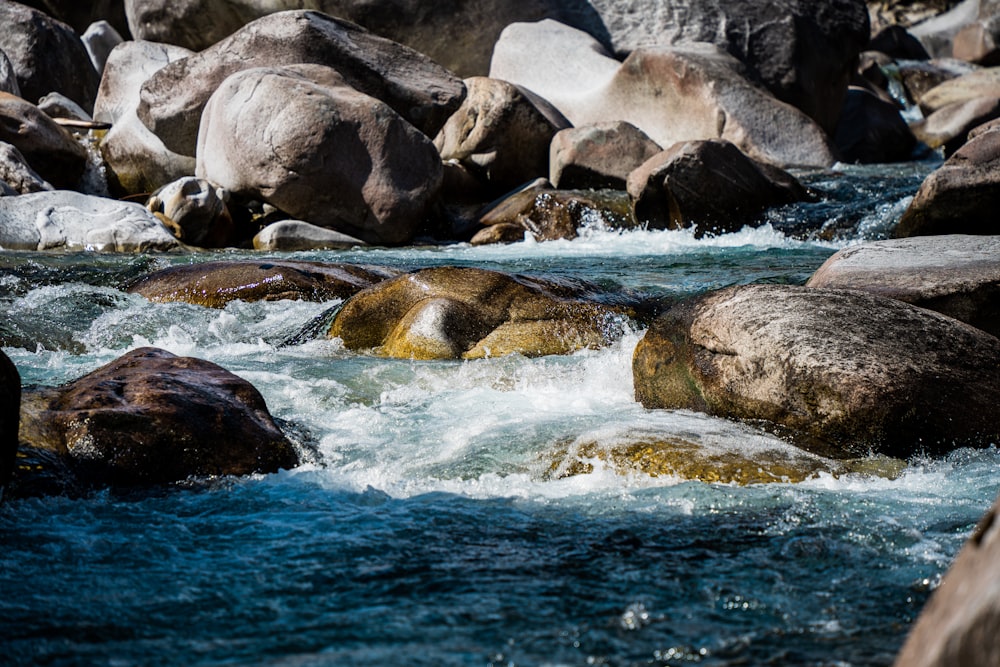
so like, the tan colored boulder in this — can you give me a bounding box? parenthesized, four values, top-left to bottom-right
(137, 10, 466, 157)
(253, 220, 366, 251)
(893, 491, 1000, 667)
(145, 177, 229, 248)
(435, 77, 570, 195)
(0, 2, 101, 112)
(632, 284, 1000, 459)
(196, 65, 443, 246)
(896, 127, 1000, 237)
(0, 349, 19, 495)
(18, 347, 298, 489)
(491, 22, 836, 168)
(920, 67, 1000, 113)
(626, 140, 812, 235)
(898, 58, 979, 105)
(128, 260, 396, 308)
(807, 235, 1000, 338)
(549, 122, 662, 190)
(94, 40, 196, 195)
(0, 92, 87, 190)
(909, 0, 984, 58)
(911, 95, 1000, 153)
(328, 266, 633, 359)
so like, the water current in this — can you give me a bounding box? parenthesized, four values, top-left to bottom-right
(2, 162, 998, 666)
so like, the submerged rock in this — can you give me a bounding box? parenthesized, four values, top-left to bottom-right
(547, 437, 906, 486)
(893, 491, 1000, 667)
(197, 65, 442, 245)
(328, 266, 635, 359)
(807, 235, 1000, 338)
(0, 349, 19, 496)
(17, 347, 298, 490)
(627, 139, 812, 235)
(137, 10, 466, 157)
(896, 126, 1000, 237)
(0, 191, 183, 252)
(128, 260, 397, 308)
(632, 284, 1000, 459)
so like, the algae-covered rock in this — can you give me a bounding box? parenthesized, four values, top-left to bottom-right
(128, 260, 397, 308)
(328, 266, 635, 359)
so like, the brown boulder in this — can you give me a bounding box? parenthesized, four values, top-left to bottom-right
(137, 10, 466, 157)
(920, 67, 1000, 114)
(328, 266, 633, 359)
(896, 127, 1000, 237)
(17, 347, 298, 489)
(435, 76, 570, 195)
(128, 260, 397, 308)
(632, 284, 1000, 459)
(833, 86, 917, 163)
(626, 139, 812, 235)
(549, 121, 662, 190)
(0, 92, 87, 189)
(911, 95, 1000, 154)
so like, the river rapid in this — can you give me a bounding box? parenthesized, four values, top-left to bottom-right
(2, 162, 998, 667)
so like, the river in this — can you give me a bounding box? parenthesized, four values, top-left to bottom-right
(2, 161, 997, 666)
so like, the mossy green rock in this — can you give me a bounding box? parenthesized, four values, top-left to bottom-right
(328, 266, 633, 359)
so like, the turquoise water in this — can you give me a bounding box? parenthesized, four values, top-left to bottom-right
(3, 163, 998, 666)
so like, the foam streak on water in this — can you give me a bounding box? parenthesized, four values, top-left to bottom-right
(1, 173, 994, 667)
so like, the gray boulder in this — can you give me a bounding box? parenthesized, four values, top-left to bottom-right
(0, 191, 183, 252)
(18, 347, 297, 489)
(896, 125, 1000, 236)
(0, 2, 101, 112)
(0, 92, 87, 189)
(197, 65, 443, 246)
(893, 490, 1000, 667)
(806, 235, 1000, 338)
(574, 0, 871, 135)
(253, 220, 366, 251)
(627, 139, 813, 235)
(632, 283, 1000, 459)
(550, 122, 662, 190)
(94, 40, 196, 195)
(491, 22, 836, 168)
(910, 0, 984, 58)
(0, 141, 52, 194)
(435, 76, 570, 195)
(82, 20, 125, 76)
(0, 50, 19, 97)
(136, 10, 466, 157)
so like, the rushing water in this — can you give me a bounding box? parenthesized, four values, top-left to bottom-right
(2, 163, 998, 667)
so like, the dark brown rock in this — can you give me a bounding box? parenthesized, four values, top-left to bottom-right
(0, 349, 20, 495)
(137, 10, 466, 157)
(627, 139, 813, 235)
(17, 347, 298, 489)
(833, 86, 917, 163)
(128, 260, 397, 308)
(0, 92, 87, 189)
(549, 122, 662, 190)
(632, 284, 1000, 459)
